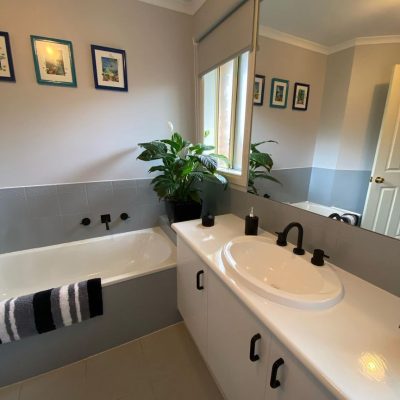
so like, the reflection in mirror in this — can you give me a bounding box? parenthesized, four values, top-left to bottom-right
(251, 0, 400, 239)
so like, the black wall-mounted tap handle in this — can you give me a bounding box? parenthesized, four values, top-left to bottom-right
(120, 213, 130, 221)
(101, 214, 111, 231)
(80, 218, 91, 226)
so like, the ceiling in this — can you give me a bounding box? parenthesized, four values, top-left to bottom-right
(138, 0, 205, 15)
(260, 0, 400, 47)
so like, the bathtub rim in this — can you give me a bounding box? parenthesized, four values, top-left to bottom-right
(0, 226, 177, 290)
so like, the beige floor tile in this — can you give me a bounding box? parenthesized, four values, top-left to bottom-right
(19, 361, 85, 400)
(85, 338, 155, 400)
(141, 323, 223, 400)
(0, 383, 20, 400)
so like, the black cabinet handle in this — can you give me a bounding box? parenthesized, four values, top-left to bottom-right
(196, 270, 204, 290)
(270, 358, 284, 389)
(249, 333, 261, 362)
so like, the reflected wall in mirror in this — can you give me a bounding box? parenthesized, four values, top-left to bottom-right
(251, 0, 400, 239)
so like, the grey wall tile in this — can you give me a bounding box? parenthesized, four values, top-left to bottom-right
(26, 186, 60, 218)
(331, 170, 370, 214)
(57, 184, 88, 215)
(255, 167, 312, 204)
(333, 223, 400, 297)
(308, 167, 335, 207)
(112, 181, 138, 212)
(0, 179, 166, 254)
(135, 179, 159, 205)
(85, 182, 114, 214)
(0, 188, 27, 223)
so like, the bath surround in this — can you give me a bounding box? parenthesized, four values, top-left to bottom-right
(0, 227, 180, 387)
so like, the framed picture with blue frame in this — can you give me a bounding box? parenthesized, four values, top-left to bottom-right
(0, 31, 16, 82)
(31, 35, 77, 87)
(270, 78, 289, 109)
(91, 45, 128, 92)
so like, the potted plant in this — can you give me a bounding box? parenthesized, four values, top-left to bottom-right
(248, 141, 281, 196)
(137, 132, 228, 223)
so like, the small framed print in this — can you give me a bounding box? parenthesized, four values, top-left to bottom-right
(254, 74, 265, 106)
(91, 45, 128, 92)
(0, 32, 16, 82)
(293, 82, 310, 111)
(270, 78, 289, 109)
(269, 78, 289, 108)
(31, 35, 77, 87)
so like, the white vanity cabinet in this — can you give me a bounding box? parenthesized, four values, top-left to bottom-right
(176, 237, 208, 358)
(265, 337, 336, 400)
(207, 268, 271, 400)
(177, 238, 336, 400)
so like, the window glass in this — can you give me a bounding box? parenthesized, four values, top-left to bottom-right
(202, 52, 249, 173)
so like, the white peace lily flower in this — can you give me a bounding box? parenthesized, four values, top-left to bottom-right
(167, 121, 174, 133)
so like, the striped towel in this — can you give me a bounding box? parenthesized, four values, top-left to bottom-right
(0, 278, 103, 345)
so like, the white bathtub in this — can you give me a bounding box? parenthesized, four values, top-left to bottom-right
(0, 227, 176, 301)
(289, 201, 361, 219)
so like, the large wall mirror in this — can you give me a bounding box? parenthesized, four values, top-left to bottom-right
(250, 0, 400, 240)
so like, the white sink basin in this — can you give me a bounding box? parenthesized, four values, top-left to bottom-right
(222, 236, 343, 309)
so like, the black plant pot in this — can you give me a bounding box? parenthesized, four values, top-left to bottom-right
(165, 200, 202, 223)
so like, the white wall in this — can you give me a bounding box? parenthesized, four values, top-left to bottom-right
(339, 43, 400, 170)
(0, 0, 194, 188)
(312, 48, 354, 169)
(252, 36, 327, 170)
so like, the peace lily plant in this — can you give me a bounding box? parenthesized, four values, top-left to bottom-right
(137, 123, 228, 222)
(248, 140, 281, 196)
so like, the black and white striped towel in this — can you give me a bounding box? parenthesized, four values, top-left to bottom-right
(0, 278, 103, 344)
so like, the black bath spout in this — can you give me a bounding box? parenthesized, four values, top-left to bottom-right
(276, 222, 305, 255)
(101, 214, 111, 231)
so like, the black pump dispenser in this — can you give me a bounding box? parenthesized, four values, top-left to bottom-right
(245, 207, 259, 235)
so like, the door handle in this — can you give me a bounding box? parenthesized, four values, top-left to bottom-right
(249, 333, 261, 362)
(375, 177, 385, 184)
(270, 357, 284, 389)
(196, 270, 204, 290)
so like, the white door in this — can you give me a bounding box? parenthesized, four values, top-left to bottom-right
(265, 336, 335, 400)
(207, 269, 271, 400)
(362, 65, 400, 239)
(176, 237, 208, 358)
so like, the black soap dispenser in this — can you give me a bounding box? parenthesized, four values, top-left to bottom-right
(245, 207, 259, 236)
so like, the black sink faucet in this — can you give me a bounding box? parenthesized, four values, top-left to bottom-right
(276, 222, 305, 255)
(101, 214, 111, 231)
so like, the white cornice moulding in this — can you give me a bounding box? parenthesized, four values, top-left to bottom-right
(328, 35, 400, 54)
(138, 0, 205, 15)
(259, 25, 400, 55)
(258, 26, 330, 55)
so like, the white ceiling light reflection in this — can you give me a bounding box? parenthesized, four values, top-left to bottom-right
(359, 352, 388, 382)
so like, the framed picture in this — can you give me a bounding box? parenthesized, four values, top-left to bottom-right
(293, 82, 310, 111)
(0, 32, 16, 82)
(91, 45, 128, 92)
(254, 74, 265, 106)
(270, 78, 289, 109)
(31, 35, 77, 87)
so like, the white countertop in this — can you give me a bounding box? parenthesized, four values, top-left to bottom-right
(172, 214, 400, 400)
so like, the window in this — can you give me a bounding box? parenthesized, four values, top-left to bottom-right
(201, 52, 249, 174)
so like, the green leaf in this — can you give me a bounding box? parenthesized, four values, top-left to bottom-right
(189, 144, 215, 154)
(250, 152, 273, 169)
(194, 154, 217, 172)
(254, 173, 281, 185)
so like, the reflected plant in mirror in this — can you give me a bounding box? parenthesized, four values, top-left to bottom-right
(251, 0, 400, 240)
(248, 141, 281, 197)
